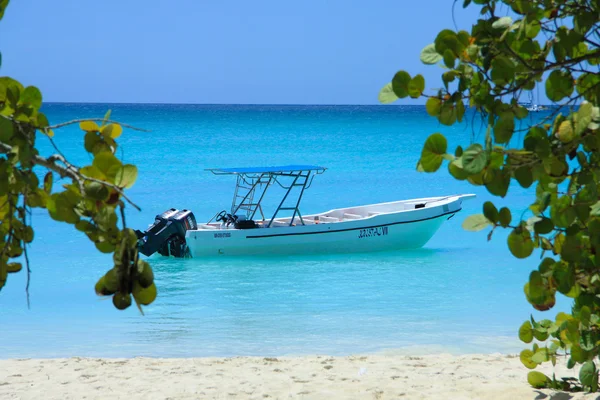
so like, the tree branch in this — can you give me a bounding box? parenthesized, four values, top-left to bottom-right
(47, 119, 150, 132)
(0, 142, 141, 211)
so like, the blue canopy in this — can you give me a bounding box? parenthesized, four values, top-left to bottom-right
(207, 165, 326, 174)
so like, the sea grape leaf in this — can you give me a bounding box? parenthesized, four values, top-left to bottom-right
(378, 83, 398, 104)
(419, 133, 447, 172)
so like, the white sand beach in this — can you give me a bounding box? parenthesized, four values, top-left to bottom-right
(0, 353, 594, 399)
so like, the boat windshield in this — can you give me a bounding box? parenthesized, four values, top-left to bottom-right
(205, 165, 326, 227)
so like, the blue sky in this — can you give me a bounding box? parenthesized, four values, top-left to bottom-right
(0, 1, 483, 104)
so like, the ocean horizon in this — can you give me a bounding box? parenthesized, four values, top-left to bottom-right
(0, 103, 566, 359)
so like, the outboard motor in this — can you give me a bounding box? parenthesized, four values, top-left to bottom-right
(135, 208, 198, 257)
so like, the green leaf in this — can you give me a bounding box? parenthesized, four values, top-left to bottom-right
(556, 121, 575, 143)
(462, 214, 492, 232)
(420, 43, 443, 65)
(461, 144, 488, 174)
(114, 164, 138, 189)
(20, 86, 42, 110)
(419, 133, 447, 172)
(443, 49, 455, 69)
(378, 83, 398, 104)
(456, 100, 465, 122)
(407, 75, 425, 98)
(494, 117, 515, 144)
(37, 112, 49, 129)
(533, 218, 553, 235)
(434, 30, 463, 57)
(425, 97, 442, 116)
(491, 56, 515, 85)
(439, 102, 457, 126)
(80, 120, 100, 132)
(514, 167, 533, 188)
(100, 123, 123, 139)
(6, 262, 22, 273)
(531, 348, 549, 364)
(0, 116, 13, 142)
(448, 159, 470, 180)
(84, 181, 109, 201)
(550, 196, 576, 229)
(391, 71, 411, 99)
(571, 345, 587, 362)
(132, 281, 157, 306)
(43, 172, 53, 194)
(508, 227, 534, 259)
(518, 321, 533, 343)
(485, 168, 510, 197)
(546, 70, 574, 102)
(527, 371, 550, 389)
(576, 102, 593, 135)
(92, 152, 122, 179)
(492, 16, 513, 29)
(483, 201, 498, 223)
(525, 20, 541, 38)
(520, 349, 537, 369)
(499, 207, 511, 227)
(580, 361, 597, 387)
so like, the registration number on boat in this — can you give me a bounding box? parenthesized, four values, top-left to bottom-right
(358, 226, 388, 238)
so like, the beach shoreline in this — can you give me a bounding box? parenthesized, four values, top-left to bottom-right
(0, 352, 592, 399)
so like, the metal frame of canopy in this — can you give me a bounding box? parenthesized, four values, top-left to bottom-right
(206, 165, 327, 227)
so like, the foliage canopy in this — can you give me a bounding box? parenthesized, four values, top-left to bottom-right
(381, 0, 600, 392)
(0, 0, 154, 311)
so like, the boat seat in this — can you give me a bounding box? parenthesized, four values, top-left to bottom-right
(271, 221, 290, 227)
(343, 213, 363, 220)
(318, 216, 339, 223)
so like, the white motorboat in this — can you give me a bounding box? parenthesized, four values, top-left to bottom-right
(136, 166, 475, 257)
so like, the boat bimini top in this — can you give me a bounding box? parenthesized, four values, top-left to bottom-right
(205, 165, 327, 228)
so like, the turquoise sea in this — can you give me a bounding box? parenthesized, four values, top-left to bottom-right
(1, 104, 566, 358)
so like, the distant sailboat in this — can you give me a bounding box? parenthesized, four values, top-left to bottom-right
(520, 86, 547, 112)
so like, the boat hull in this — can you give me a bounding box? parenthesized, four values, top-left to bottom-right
(185, 194, 473, 257)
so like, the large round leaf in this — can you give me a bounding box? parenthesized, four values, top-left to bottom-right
(462, 214, 491, 231)
(378, 83, 398, 104)
(434, 30, 463, 56)
(520, 350, 537, 369)
(461, 144, 488, 174)
(580, 361, 597, 387)
(408, 75, 425, 98)
(494, 117, 515, 144)
(518, 321, 533, 343)
(550, 196, 576, 228)
(20, 86, 42, 109)
(80, 120, 100, 132)
(133, 281, 157, 306)
(101, 123, 123, 139)
(420, 43, 443, 65)
(419, 133, 447, 172)
(514, 167, 533, 188)
(425, 97, 442, 116)
(115, 164, 138, 189)
(527, 371, 550, 389)
(93, 151, 122, 179)
(483, 201, 498, 223)
(546, 70, 574, 102)
(508, 227, 534, 258)
(492, 16, 513, 29)
(391, 71, 411, 99)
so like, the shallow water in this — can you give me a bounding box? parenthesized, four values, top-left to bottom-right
(0, 104, 566, 358)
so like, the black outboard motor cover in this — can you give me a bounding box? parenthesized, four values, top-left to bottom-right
(136, 208, 197, 257)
